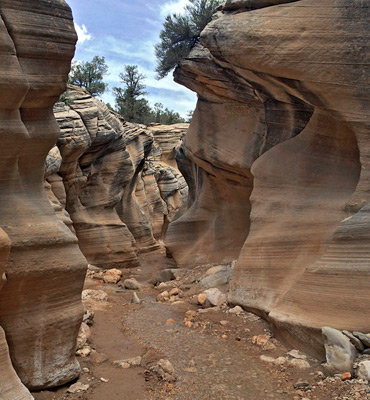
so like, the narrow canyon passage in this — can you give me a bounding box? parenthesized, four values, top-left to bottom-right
(32, 250, 370, 400)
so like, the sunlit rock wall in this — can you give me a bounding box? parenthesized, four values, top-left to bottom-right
(0, 0, 87, 392)
(53, 86, 188, 265)
(166, 0, 370, 357)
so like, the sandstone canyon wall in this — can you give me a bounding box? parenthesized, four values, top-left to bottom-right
(166, 0, 370, 357)
(0, 0, 88, 395)
(50, 86, 188, 268)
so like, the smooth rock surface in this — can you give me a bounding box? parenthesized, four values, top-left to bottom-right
(356, 360, 370, 381)
(0, 230, 33, 399)
(166, 0, 370, 357)
(0, 0, 87, 390)
(322, 327, 358, 374)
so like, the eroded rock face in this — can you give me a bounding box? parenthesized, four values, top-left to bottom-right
(0, 0, 87, 391)
(166, 0, 370, 356)
(0, 230, 33, 399)
(53, 87, 188, 265)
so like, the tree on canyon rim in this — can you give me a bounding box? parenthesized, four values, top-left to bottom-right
(68, 55, 109, 96)
(113, 65, 185, 125)
(155, 0, 222, 79)
(113, 65, 153, 124)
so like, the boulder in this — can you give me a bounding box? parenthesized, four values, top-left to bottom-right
(322, 327, 357, 374)
(199, 265, 232, 288)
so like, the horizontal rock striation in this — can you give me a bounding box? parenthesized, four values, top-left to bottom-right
(53, 86, 188, 265)
(0, 0, 87, 392)
(166, 0, 370, 357)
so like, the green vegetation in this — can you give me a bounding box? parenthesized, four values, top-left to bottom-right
(155, 0, 222, 79)
(113, 65, 185, 125)
(68, 55, 108, 97)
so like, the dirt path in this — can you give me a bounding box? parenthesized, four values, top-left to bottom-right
(32, 250, 370, 400)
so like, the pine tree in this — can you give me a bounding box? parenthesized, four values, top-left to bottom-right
(155, 0, 222, 79)
(68, 56, 108, 96)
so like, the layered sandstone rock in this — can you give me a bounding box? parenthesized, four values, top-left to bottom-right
(0, 0, 87, 391)
(0, 230, 33, 399)
(53, 86, 188, 264)
(166, 0, 370, 357)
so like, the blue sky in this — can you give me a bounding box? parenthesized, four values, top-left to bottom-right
(67, 0, 197, 118)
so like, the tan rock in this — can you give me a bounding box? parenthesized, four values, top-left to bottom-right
(0, 0, 87, 391)
(103, 268, 122, 284)
(82, 289, 108, 302)
(197, 293, 208, 305)
(252, 335, 271, 346)
(165, 0, 370, 358)
(157, 291, 170, 302)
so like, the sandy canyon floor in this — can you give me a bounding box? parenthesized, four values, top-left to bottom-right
(32, 250, 370, 400)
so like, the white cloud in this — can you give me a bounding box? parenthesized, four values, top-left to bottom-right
(74, 23, 92, 44)
(160, 0, 190, 18)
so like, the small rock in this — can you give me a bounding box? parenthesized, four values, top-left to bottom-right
(123, 278, 142, 290)
(166, 318, 176, 324)
(114, 356, 142, 369)
(76, 346, 91, 357)
(156, 281, 177, 291)
(100, 377, 109, 383)
(342, 330, 365, 352)
(260, 355, 276, 364)
(67, 382, 90, 393)
(252, 335, 271, 346)
(185, 310, 197, 321)
(228, 306, 243, 315)
(289, 359, 311, 369)
(90, 351, 108, 364)
(171, 300, 186, 306)
(76, 323, 88, 350)
(353, 332, 370, 348)
(263, 341, 277, 351)
(169, 287, 180, 296)
(159, 269, 175, 282)
(274, 357, 287, 365)
(315, 371, 325, 379)
(83, 309, 95, 326)
(356, 360, 370, 381)
(131, 291, 141, 304)
(197, 293, 208, 305)
(82, 289, 108, 301)
(322, 326, 358, 374)
(157, 291, 170, 302)
(203, 288, 226, 307)
(151, 359, 176, 382)
(293, 381, 310, 390)
(103, 268, 122, 284)
(199, 265, 232, 288)
(341, 372, 352, 380)
(184, 321, 193, 328)
(287, 349, 307, 360)
(220, 320, 229, 326)
(82, 368, 90, 373)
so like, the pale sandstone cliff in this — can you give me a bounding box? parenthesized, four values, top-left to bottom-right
(0, 0, 87, 394)
(51, 86, 188, 266)
(166, 0, 370, 357)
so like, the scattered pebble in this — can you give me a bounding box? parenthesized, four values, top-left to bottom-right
(82, 289, 108, 301)
(228, 306, 243, 315)
(151, 359, 176, 383)
(123, 278, 142, 290)
(67, 382, 90, 393)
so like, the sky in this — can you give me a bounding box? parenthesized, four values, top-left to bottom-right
(67, 0, 197, 118)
